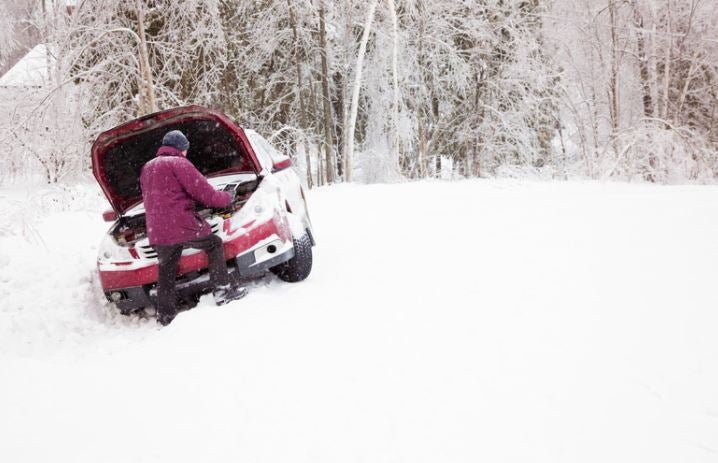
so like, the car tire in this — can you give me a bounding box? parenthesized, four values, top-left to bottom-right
(271, 232, 313, 282)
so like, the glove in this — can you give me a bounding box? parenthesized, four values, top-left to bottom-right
(226, 188, 237, 205)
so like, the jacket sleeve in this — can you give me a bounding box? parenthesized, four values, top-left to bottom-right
(173, 158, 232, 208)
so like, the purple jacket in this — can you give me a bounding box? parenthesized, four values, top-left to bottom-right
(140, 146, 231, 246)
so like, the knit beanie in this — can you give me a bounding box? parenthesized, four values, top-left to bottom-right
(162, 130, 190, 151)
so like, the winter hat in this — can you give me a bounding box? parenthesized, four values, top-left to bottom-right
(162, 130, 190, 151)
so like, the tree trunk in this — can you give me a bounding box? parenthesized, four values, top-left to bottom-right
(287, 0, 312, 189)
(337, 0, 353, 179)
(416, 3, 428, 178)
(309, 74, 323, 186)
(676, 52, 700, 123)
(431, 91, 439, 177)
(344, 0, 379, 183)
(650, 23, 659, 117)
(631, 0, 656, 179)
(41, 0, 52, 87)
(318, 0, 334, 184)
(418, 121, 427, 178)
(473, 69, 484, 178)
(136, 0, 156, 113)
(332, 71, 344, 178)
(387, 0, 400, 174)
(608, 0, 620, 134)
(661, 0, 672, 121)
(632, 1, 653, 118)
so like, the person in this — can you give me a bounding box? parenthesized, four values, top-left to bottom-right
(140, 130, 247, 326)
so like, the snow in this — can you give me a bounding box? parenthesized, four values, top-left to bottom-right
(0, 44, 53, 88)
(1, 179, 718, 462)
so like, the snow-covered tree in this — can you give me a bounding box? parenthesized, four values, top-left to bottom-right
(548, 0, 718, 182)
(0, 4, 18, 69)
(4, 0, 716, 186)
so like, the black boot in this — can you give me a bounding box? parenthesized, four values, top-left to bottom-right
(157, 311, 177, 326)
(213, 284, 248, 306)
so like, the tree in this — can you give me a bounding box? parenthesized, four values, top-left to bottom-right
(0, 3, 18, 70)
(548, 0, 718, 182)
(344, 0, 378, 182)
(317, 0, 334, 184)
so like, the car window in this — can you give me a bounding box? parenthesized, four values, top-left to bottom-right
(246, 130, 289, 170)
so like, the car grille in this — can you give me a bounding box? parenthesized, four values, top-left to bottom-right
(135, 221, 222, 260)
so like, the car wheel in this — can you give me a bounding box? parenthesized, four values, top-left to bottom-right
(271, 232, 313, 282)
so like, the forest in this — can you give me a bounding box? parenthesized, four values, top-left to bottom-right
(0, 0, 716, 186)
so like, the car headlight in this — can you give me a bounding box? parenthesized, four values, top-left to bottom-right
(230, 190, 272, 226)
(98, 234, 133, 262)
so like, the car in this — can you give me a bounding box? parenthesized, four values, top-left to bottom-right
(92, 105, 315, 314)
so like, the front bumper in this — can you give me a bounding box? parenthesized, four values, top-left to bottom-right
(100, 215, 295, 312)
(105, 242, 294, 313)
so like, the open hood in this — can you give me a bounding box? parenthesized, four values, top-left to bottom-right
(92, 105, 261, 215)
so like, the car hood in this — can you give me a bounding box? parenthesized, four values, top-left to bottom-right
(92, 105, 261, 215)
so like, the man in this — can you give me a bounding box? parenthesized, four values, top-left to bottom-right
(140, 130, 246, 326)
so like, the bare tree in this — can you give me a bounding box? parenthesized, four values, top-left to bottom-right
(134, 0, 157, 114)
(317, 0, 334, 184)
(287, 0, 312, 188)
(549, 0, 718, 182)
(344, 0, 379, 182)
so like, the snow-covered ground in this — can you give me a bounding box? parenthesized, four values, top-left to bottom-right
(1, 179, 717, 462)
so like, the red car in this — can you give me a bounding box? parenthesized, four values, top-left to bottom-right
(93, 105, 315, 314)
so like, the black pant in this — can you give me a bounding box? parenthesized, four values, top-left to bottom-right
(154, 234, 230, 317)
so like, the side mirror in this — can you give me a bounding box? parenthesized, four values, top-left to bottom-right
(103, 209, 118, 222)
(272, 158, 292, 172)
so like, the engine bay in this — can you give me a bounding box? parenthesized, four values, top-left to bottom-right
(112, 175, 259, 246)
